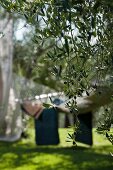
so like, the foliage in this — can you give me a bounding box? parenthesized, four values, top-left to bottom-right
(13, 37, 64, 91)
(96, 107, 113, 145)
(1, 0, 113, 143)
(1, 0, 113, 93)
(2, 0, 113, 105)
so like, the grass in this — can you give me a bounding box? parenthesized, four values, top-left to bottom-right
(0, 128, 113, 170)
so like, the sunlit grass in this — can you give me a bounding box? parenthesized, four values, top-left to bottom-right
(0, 128, 113, 170)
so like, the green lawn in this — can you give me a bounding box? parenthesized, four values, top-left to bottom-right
(0, 128, 113, 170)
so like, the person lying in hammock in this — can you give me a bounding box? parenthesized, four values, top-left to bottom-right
(21, 83, 113, 119)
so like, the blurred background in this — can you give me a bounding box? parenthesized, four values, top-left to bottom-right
(0, 4, 113, 170)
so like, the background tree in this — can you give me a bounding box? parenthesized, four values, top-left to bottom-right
(0, 9, 24, 141)
(13, 29, 64, 91)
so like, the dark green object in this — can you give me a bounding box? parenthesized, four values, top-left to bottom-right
(76, 112, 93, 146)
(34, 108, 60, 145)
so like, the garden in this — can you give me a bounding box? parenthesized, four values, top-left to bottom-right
(0, 128, 113, 170)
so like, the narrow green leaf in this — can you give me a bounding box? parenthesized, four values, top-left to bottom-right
(43, 103, 52, 108)
(64, 37, 69, 55)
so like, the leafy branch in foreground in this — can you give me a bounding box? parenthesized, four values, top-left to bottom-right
(1, 0, 113, 144)
(96, 107, 113, 144)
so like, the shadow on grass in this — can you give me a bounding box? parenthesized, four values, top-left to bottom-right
(0, 142, 113, 170)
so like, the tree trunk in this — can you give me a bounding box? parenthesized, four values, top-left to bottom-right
(0, 11, 22, 141)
